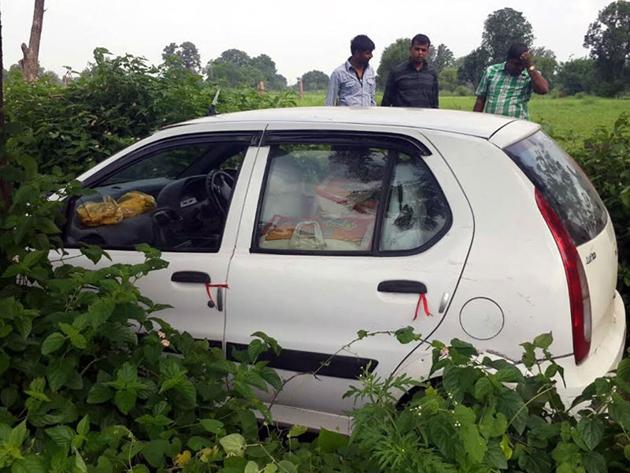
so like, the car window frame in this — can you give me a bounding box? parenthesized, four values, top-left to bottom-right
(250, 130, 453, 257)
(63, 132, 261, 250)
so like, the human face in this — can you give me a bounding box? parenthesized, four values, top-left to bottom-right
(409, 42, 430, 65)
(353, 49, 373, 68)
(505, 58, 526, 76)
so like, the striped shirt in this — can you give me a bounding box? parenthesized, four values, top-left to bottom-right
(325, 60, 376, 107)
(475, 63, 533, 119)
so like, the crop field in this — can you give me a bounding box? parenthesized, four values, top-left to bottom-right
(296, 92, 629, 145)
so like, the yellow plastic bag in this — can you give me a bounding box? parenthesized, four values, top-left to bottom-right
(117, 191, 156, 218)
(75, 196, 123, 227)
(76, 191, 156, 227)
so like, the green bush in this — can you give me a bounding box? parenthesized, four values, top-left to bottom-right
(349, 334, 630, 472)
(4, 49, 297, 178)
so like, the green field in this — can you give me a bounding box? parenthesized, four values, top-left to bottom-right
(296, 92, 629, 145)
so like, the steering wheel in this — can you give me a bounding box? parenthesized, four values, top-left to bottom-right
(205, 170, 235, 218)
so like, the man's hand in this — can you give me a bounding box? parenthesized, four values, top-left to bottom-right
(520, 51, 533, 68)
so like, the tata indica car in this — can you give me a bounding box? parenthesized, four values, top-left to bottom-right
(62, 107, 626, 433)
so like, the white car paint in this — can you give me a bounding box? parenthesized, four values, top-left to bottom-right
(64, 107, 626, 434)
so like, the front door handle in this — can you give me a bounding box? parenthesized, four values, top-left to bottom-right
(171, 271, 210, 284)
(377, 280, 427, 294)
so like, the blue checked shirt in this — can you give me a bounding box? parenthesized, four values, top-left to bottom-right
(325, 60, 376, 106)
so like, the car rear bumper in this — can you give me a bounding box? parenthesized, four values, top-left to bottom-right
(555, 290, 626, 402)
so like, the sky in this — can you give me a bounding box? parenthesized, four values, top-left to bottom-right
(1, 0, 612, 84)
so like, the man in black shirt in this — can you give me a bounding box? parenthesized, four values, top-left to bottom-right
(381, 34, 439, 108)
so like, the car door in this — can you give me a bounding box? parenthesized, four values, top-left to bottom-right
(62, 132, 261, 347)
(226, 125, 474, 416)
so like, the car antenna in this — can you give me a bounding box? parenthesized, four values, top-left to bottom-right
(208, 88, 221, 116)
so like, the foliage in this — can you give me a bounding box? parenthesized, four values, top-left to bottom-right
(3, 49, 296, 177)
(438, 67, 458, 92)
(565, 113, 630, 302)
(376, 38, 409, 89)
(350, 335, 630, 472)
(432, 44, 455, 74)
(206, 49, 288, 90)
(457, 47, 490, 89)
(0, 151, 347, 472)
(556, 58, 596, 95)
(161, 41, 202, 74)
(530, 47, 558, 86)
(301, 70, 329, 91)
(481, 7, 534, 63)
(584, 0, 630, 96)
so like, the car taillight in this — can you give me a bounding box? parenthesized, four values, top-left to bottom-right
(535, 189, 591, 364)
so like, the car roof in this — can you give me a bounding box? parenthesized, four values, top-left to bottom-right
(177, 106, 521, 139)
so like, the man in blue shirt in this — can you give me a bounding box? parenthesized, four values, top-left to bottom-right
(325, 35, 376, 106)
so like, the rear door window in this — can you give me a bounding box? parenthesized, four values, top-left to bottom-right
(505, 131, 607, 245)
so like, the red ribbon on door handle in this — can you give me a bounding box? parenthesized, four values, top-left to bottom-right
(413, 293, 431, 321)
(205, 282, 229, 306)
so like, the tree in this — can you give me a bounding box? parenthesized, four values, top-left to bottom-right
(217, 49, 251, 67)
(301, 70, 329, 91)
(438, 67, 458, 92)
(19, 0, 44, 82)
(0, 7, 11, 209)
(556, 58, 596, 95)
(432, 44, 455, 73)
(161, 41, 201, 73)
(584, 0, 630, 95)
(457, 47, 490, 89)
(376, 38, 409, 88)
(530, 46, 558, 85)
(481, 7, 534, 63)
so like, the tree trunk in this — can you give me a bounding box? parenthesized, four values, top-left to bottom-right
(19, 0, 45, 83)
(0, 7, 12, 210)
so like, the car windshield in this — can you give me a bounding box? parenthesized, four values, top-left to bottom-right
(505, 131, 607, 246)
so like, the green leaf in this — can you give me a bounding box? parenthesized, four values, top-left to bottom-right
(497, 390, 527, 435)
(87, 298, 115, 329)
(460, 424, 487, 463)
(114, 390, 137, 414)
(474, 377, 494, 401)
(533, 332, 553, 350)
(277, 460, 297, 473)
(87, 384, 113, 404)
(219, 433, 246, 457)
(8, 420, 28, 447)
(394, 326, 421, 344)
(187, 436, 211, 451)
(609, 394, 630, 431)
(582, 451, 607, 473)
(46, 425, 74, 449)
(41, 332, 66, 355)
(74, 448, 88, 473)
(142, 440, 169, 468)
(495, 365, 524, 383)
(577, 417, 604, 451)
(263, 464, 278, 473)
(287, 425, 308, 438)
(484, 440, 508, 470)
(47, 360, 74, 392)
(10, 455, 46, 473)
(616, 358, 630, 393)
(76, 416, 90, 437)
(200, 419, 224, 434)
(316, 428, 349, 453)
(244, 461, 259, 473)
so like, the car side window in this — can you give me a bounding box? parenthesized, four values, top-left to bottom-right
(65, 140, 249, 252)
(380, 153, 450, 251)
(254, 138, 450, 255)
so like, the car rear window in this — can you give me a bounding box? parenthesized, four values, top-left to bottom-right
(505, 131, 607, 246)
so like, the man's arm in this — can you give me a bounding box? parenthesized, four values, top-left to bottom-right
(380, 71, 396, 106)
(522, 51, 549, 95)
(473, 67, 489, 112)
(325, 71, 340, 106)
(473, 96, 486, 112)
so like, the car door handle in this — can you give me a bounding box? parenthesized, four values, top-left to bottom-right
(377, 280, 427, 294)
(171, 271, 211, 284)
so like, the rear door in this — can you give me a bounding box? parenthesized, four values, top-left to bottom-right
(226, 125, 474, 415)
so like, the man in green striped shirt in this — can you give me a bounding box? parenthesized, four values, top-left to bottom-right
(473, 43, 549, 120)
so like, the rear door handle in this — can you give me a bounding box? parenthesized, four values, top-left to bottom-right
(171, 271, 210, 284)
(377, 280, 427, 294)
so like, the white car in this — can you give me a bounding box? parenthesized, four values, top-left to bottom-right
(63, 107, 626, 433)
